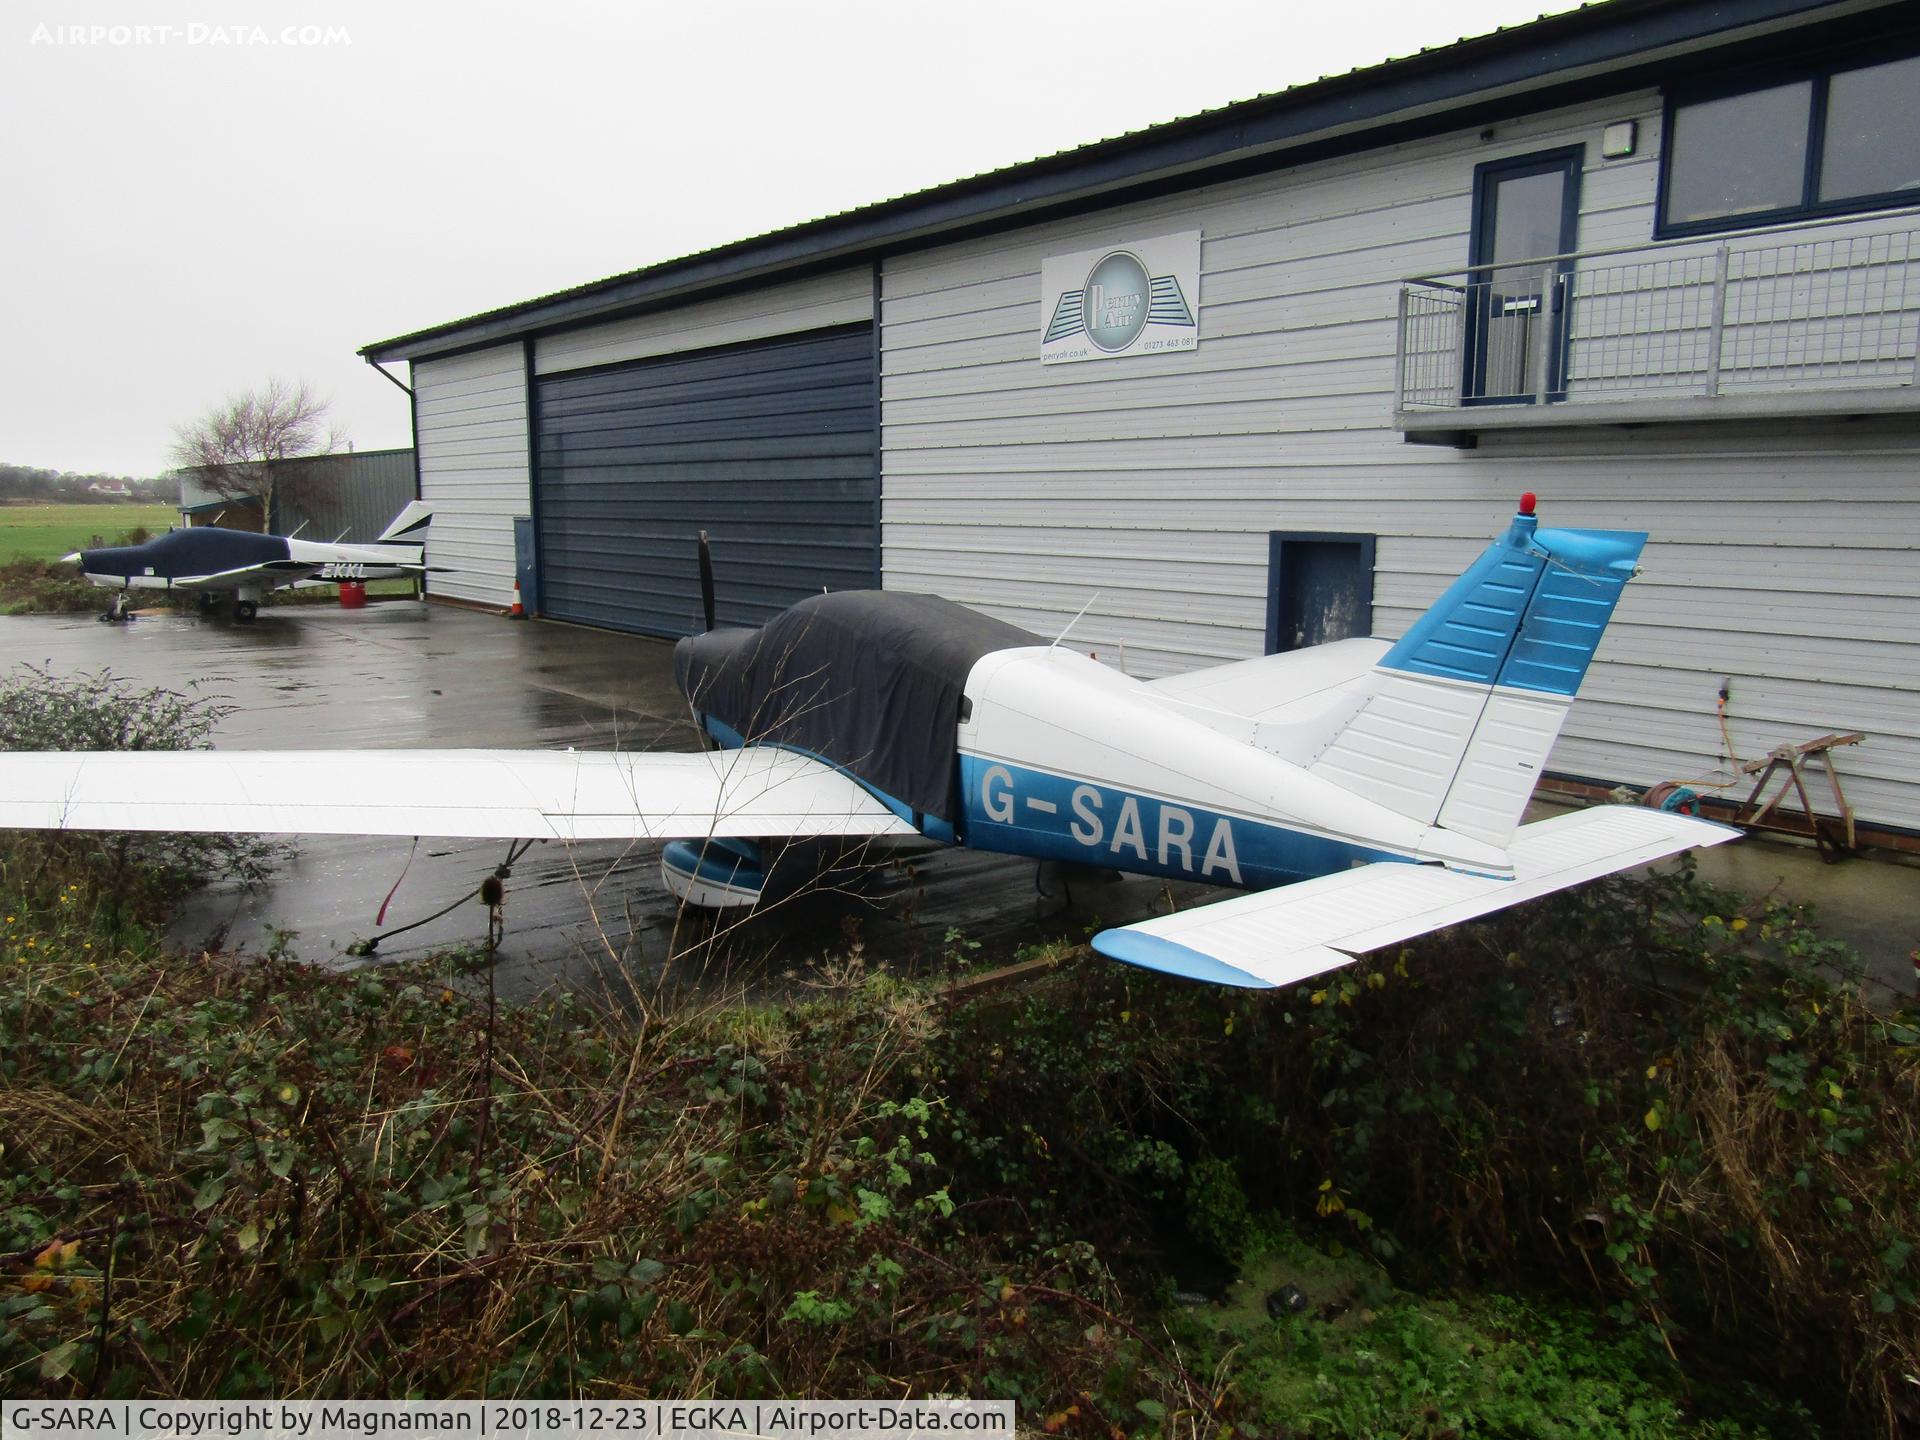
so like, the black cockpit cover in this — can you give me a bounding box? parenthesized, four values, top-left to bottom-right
(673, 591, 1040, 824)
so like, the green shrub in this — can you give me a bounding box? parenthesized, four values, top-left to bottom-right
(0, 525, 163, 613)
(1183, 1156, 1253, 1262)
(1204, 1277, 1805, 1439)
(0, 665, 284, 928)
(0, 559, 102, 615)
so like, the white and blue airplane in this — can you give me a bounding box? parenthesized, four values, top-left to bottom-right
(64, 501, 435, 621)
(0, 496, 1736, 990)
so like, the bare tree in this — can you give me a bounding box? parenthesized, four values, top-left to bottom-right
(170, 378, 345, 534)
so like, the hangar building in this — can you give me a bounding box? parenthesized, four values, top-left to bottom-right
(362, 0, 1920, 839)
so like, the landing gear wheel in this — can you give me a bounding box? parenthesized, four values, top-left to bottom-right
(660, 838, 768, 909)
(101, 592, 131, 623)
(234, 600, 259, 623)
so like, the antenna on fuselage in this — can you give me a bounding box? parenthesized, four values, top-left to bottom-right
(697, 529, 716, 632)
(1049, 592, 1101, 654)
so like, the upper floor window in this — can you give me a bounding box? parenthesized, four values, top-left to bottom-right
(1659, 52, 1920, 235)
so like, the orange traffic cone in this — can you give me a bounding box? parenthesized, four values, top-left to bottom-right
(509, 581, 525, 619)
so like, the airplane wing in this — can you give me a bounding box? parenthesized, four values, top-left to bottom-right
(171, 560, 318, 590)
(1093, 806, 1739, 988)
(0, 747, 919, 842)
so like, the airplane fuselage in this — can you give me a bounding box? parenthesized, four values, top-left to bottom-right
(692, 642, 1511, 898)
(664, 501, 1652, 913)
(74, 528, 419, 592)
(956, 753, 1389, 890)
(77, 528, 286, 588)
(953, 645, 1514, 882)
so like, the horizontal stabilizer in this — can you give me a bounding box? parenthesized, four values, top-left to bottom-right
(0, 747, 919, 842)
(1146, 638, 1390, 721)
(1093, 806, 1738, 989)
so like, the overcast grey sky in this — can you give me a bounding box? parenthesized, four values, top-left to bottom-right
(1, 0, 1563, 476)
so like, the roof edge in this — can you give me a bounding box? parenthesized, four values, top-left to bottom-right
(363, 0, 1883, 364)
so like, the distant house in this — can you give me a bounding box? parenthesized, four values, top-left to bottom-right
(177, 448, 416, 542)
(86, 481, 132, 498)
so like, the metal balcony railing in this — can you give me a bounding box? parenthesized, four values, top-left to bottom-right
(1396, 213, 1920, 418)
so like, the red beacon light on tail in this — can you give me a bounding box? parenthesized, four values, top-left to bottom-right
(1519, 492, 1537, 516)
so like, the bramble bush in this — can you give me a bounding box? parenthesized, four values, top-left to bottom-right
(0, 930, 1175, 1407)
(1, 865, 1850, 1436)
(928, 861, 1918, 1435)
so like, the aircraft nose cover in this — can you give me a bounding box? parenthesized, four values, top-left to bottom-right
(73, 544, 144, 578)
(76, 528, 291, 580)
(150, 527, 291, 572)
(673, 591, 1040, 824)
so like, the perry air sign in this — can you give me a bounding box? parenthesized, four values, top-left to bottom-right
(1039, 230, 1200, 365)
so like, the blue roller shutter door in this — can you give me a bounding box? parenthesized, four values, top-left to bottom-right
(533, 324, 877, 636)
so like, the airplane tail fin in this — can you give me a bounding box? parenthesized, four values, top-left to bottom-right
(1308, 496, 1644, 851)
(375, 501, 434, 546)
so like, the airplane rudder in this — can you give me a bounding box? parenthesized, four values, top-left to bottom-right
(1432, 515, 1648, 848)
(1497, 525, 1646, 697)
(375, 500, 435, 545)
(1376, 508, 1549, 690)
(1308, 499, 1644, 842)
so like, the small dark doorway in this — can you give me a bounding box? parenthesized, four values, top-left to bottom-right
(1266, 532, 1376, 654)
(1466, 147, 1583, 403)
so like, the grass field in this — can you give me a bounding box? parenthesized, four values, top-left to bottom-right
(0, 502, 177, 560)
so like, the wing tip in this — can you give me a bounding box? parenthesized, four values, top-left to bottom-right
(1688, 816, 1746, 847)
(1092, 928, 1276, 989)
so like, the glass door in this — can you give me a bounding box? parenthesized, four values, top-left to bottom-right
(1466, 148, 1582, 404)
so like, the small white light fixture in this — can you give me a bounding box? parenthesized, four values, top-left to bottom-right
(1601, 120, 1638, 159)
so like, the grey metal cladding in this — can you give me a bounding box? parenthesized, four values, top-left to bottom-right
(279, 450, 417, 542)
(534, 325, 877, 638)
(178, 449, 416, 543)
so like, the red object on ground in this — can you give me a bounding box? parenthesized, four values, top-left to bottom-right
(339, 581, 368, 609)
